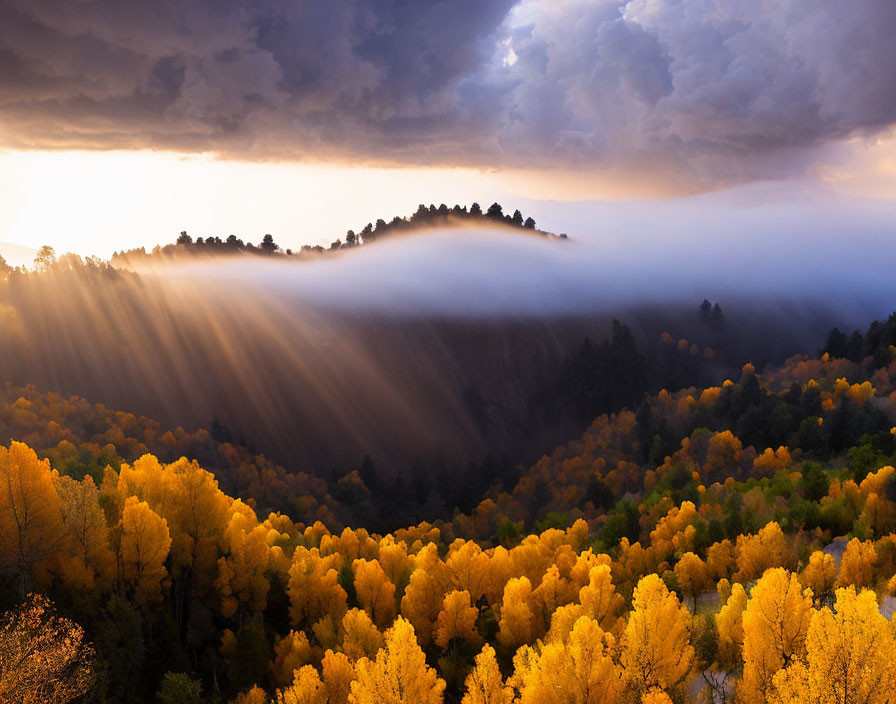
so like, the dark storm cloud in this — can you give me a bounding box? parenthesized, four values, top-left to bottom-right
(0, 0, 895, 185)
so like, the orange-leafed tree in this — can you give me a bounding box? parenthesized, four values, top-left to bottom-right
(0, 594, 95, 704)
(734, 522, 793, 583)
(271, 630, 314, 688)
(740, 568, 813, 704)
(277, 665, 325, 704)
(835, 538, 877, 589)
(799, 551, 836, 605)
(715, 582, 748, 669)
(352, 558, 396, 628)
(53, 473, 115, 592)
(0, 442, 66, 592)
(321, 649, 355, 704)
(770, 587, 896, 704)
(117, 496, 172, 604)
(515, 616, 623, 704)
(496, 576, 535, 653)
(461, 644, 513, 704)
(674, 552, 709, 610)
(400, 543, 450, 647)
(349, 617, 445, 704)
(215, 501, 271, 618)
(621, 574, 694, 699)
(288, 547, 347, 630)
(340, 608, 383, 662)
(433, 589, 479, 650)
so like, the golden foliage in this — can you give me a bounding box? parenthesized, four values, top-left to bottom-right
(433, 589, 479, 649)
(496, 576, 535, 652)
(516, 616, 622, 704)
(349, 617, 445, 704)
(340, 608, 384, 662)
(0, 594, 94, 704)
(770, 587, 896, 704)
(0, 442, 66, 589)
(741, 568, 813, 704)
(352, 558, 396, 628)
(460, 644, 513, 704)
(118, 496, 172, 604)
(621, 574, 694, 697)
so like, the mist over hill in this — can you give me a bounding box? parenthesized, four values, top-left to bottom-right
(1, 215, 892, 476)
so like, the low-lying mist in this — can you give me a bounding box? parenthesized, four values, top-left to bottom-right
(167, 185, 896, 320)
(2, 199, 893, 475)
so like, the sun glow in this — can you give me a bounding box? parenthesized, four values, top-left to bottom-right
(0, 150, 517, 257)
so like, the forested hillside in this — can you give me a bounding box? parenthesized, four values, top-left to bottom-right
(3, 314, 896, 703)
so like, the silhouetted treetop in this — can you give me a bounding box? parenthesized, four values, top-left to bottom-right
(111, 201, 562, 265)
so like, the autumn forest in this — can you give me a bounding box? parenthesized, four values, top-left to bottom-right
(6, 0, 896, 700)
(2, 225, 896, 704)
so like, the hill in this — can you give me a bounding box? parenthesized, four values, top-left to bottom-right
(2, 313, 896, 702)
(110, 201, 560, 265)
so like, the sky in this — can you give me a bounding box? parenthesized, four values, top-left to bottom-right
(1, 0, 895, 256)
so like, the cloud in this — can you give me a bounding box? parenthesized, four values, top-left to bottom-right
(0, 0, 895, 188)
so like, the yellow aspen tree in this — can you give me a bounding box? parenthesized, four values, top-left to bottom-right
(288, 547, 347, 629)
(753, 447, 793, 477)
(496, 576, 535, 653)
(349, 617, 445, 704)
(578, 564, 624, 630)
(545, 604, 583, 645)
(340, 608, 383, 662)
(166, 458, 233, 597)
(705, 539, 736, 582)
(518, 615, 623, 704)
(621, 574, 694, 699)
(799, 551, 837, 604)
(546, 564, 624, 643)
(400, 543, 450, 647)
(433, 589, 479, 650)
(835, 538, 877, 589)
(717, 577, 732, 604)
(715, 583, 748, 668)
(271, 630, 315, 687)
(770, 586, 896, 704)
(215, 503, 271, 617)
(277, 665, 326, 704)
(461, 644, 513, 704)
(321, 650, 355, 704)
(530, 565, 576, 637)
(312, 614, 340, 651)
(740, 568, 813, 704)
(703, 431, 743, 480)
(377, 537, 412, 594)
(118, 455, 231, 598)
(674, 552, 709, 610)
(766, 662, 809, 704)
(446, 540, 492, 603)
(566, 549, 608, 592)
(118, 496, 171, 604)
(53, 473, 115, 592)
(0, 442, 66, 590)
(483, 546, 513, 608)
(734, 522, 792, 583)
(352, 558, 396, 628)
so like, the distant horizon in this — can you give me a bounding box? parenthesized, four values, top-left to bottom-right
(2, 155, 895, 261)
